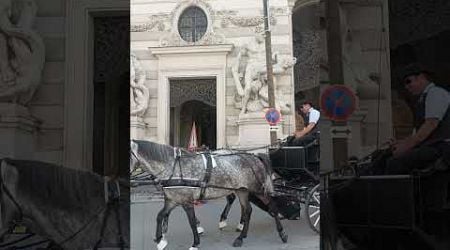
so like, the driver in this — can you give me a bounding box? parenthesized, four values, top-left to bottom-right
(385, 63, 450, 174)
(289, 101, 320, 146)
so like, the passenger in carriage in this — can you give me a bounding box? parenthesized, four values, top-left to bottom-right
(288, 101, 320, 146)
(385, 63, 450, 174)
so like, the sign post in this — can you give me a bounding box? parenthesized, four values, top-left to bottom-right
(262, 0, 277, 144)
(265, 108, 281, 143)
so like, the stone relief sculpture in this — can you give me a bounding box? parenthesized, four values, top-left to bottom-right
(0, 0, 45, 105)
(130, 53, 149, 117)
(232, 35, 296, 115)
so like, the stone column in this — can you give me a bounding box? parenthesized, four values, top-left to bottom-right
(0, 103, 40, 159)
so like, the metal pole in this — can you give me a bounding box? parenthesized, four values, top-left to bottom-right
(263, 0, 277, 144)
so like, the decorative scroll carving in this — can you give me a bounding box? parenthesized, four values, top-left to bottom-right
(130, 53, 149, 117)
(221, 15, 277, 33)
(159, 31, 226, 47)
(131, 14, 171, 32)
(232, 35, 296, 115)
(0, 0, 45, 105)
(170, 79, 216, 107)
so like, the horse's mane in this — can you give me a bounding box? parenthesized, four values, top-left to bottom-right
(133, 140, 195, 163)
(2, 158, 105, 211)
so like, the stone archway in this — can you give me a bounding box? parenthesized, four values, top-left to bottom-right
(176, 100, 216, 149)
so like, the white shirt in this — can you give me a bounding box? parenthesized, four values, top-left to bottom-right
(423, 83, 450, 121)
(308, 107, 320, 124)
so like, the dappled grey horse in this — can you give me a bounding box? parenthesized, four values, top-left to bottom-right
(0, 158, 129, 250)
(130, 140, 287, 249)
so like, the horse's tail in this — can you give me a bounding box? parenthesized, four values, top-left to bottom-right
(257, 153, 274, 195)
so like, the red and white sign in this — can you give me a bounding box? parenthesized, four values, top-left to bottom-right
(265, 108, 281, 125)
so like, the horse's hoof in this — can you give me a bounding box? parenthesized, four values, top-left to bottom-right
(189, 247, 199, 250)
(219, 221, 227, 230)
(197, 226, 205, 234)
(280, 231, 288, 243)
(235, 223, 244, 232)
(232, 238, 243, 247)
(157, 239, 168, 250)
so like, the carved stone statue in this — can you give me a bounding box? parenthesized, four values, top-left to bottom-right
(232, 35, 296, 115)
(0, 0, 45, 105)
(130, 53, 149, 117)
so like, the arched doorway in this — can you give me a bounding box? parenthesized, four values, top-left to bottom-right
(169, 78, 217, 150)
(177, 100, 216, 149)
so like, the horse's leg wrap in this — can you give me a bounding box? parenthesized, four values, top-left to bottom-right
(157, 239, 168, 250)
(236, 223, 244, 232)
(219, 220, 227, 229)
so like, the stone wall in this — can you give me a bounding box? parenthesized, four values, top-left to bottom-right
(31, 0, 66, 164)
(131, 0, 296, 147)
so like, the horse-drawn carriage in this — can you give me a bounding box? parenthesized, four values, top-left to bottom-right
(130, 139, 320, 249)
(322, 147, 450, 250)
(268, 140, 321, 233)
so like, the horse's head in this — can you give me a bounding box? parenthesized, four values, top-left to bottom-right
(129, 140, 179, 178)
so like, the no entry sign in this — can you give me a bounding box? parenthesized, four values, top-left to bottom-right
(321, 85, 357, 121)
(265, 108, 281, 125)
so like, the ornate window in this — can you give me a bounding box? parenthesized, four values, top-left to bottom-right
(178, 6, 208, 42)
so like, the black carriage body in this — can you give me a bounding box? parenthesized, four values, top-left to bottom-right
(330, 171, 450, 248)
(269, 145, 319, 182)
(267, 145, 320, 225)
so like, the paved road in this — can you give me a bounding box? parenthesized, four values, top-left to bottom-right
(131, 197, 319, 250)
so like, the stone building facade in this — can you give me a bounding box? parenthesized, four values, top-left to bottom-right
(130, 0, 299, 149)
(1, 0, 401, 171)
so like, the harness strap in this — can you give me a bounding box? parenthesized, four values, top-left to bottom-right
(199, 153, 214, 201)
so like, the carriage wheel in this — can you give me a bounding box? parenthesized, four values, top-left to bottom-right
(305, 184, 320, 234)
